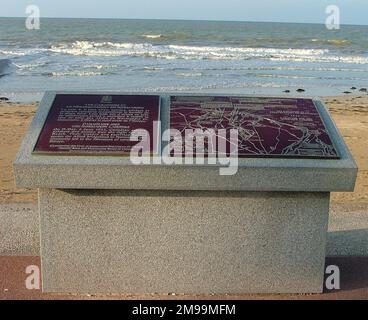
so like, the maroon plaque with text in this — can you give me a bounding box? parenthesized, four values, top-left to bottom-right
(170, 96, 339, 159)
(33, 94, 160, 155)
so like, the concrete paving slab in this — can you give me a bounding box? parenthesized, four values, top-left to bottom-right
(0, 256, 367, 300)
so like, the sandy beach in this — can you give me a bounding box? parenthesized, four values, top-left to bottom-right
(0, 95, 367, 205)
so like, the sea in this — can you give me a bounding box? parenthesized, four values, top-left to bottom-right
(0, 17, 367, 102)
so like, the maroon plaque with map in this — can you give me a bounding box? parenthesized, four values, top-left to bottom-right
(170, 96, 339, 159)
(33, 94, 160, 155)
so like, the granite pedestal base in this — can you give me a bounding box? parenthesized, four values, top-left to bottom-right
(39, 188, 330, 294)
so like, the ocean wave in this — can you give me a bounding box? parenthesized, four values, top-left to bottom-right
(80, 64, 119, 70)
(47, 41, 368, 64)
(0, 48, 48, 57)
(141, 34, 164, 39)
(141, 32, 217, 41)
(143, 66, 165, 71)
(205, 65, 368, 72)
(13, 60, 50, 70)
(175, 72, 203, 77)
(42, 70, 113, 77)
(0, 50, 28, 57)
(310, 38, 352, 46)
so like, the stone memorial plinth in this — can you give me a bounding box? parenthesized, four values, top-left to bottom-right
(14, 92, 357, 294)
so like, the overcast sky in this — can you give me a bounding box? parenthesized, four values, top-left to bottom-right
(1, 0, 367, 25)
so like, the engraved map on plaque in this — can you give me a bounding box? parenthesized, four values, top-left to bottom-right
(170, 96, 339, 159)
(33, 94, 160, 155)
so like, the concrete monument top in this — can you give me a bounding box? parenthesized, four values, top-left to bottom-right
(13, 91, 357, 192)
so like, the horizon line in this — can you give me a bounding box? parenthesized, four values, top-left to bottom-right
(0, 16, 367, 27)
